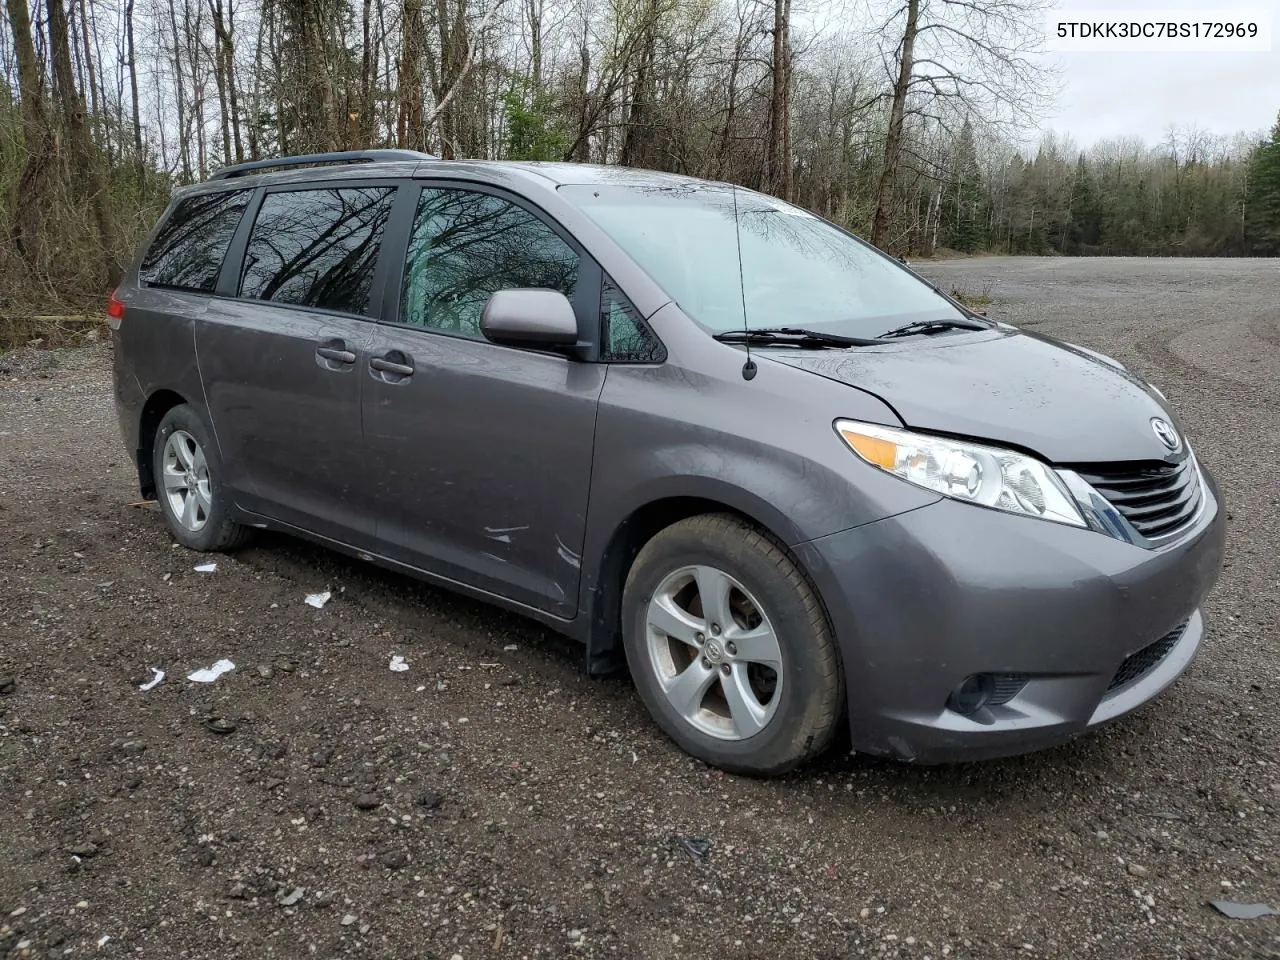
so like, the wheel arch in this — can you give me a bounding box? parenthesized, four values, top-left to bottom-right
(581, 490, 809, 676)
(136, 389, 189, 499)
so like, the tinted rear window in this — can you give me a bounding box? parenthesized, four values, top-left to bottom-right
(239, 187, 397, 315)
(140, 191, 249, 291)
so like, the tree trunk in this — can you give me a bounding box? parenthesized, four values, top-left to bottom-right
(166, 0, 192, 179)
(245, 3, 265, 158)
(398, 0, 425, 149)
(433, 0, 458, 157)
(209, 0, 244, 162)
(360, 0, 373, 145)
(88, 0, 117, 164)
(125, 0, 144, 180)
(5, 0, 54, 265)
(75, 0, 102, 146)
(572, 14, 590, 161)
(378, 0, 395, 145)
(526, 0, 542, 91)
(184, 1, 207, 174)
(266, 3, 287, 153)
(47, 0, 115, 283)
(767, 0, 792, 200)
(620, 0, 657, 168)
(212, 7, 233, 163)
(871, 0, 918, 249)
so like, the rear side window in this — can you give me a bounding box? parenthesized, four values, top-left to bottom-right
(239, 186, 397, 316)
(140, 191, 249, 291)
(400, 187, 580, 338)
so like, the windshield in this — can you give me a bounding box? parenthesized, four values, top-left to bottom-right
(558, 183, 967, 338)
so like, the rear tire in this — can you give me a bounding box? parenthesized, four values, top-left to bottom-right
(621, 513, 844, 776)
(152, 404, 251, 552)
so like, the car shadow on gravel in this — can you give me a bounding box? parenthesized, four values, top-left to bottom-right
(225, 526, 1163, 803)
(229, 528, 623, 681)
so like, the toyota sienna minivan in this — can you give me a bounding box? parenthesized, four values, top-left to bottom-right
(109, 149, 1225, 775)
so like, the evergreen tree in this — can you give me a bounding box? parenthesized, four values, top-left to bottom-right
(1245, 113, 1280, 254)
(503, 87, 570, 162)
(944, 121, 988, 252)
(1067, 155, 1104, 252)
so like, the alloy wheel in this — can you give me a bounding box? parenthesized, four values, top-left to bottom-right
(645, 564, 784, 740)
(161, 429, 212, 532)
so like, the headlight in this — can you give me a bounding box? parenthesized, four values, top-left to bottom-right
(835, 420, 1086, 528)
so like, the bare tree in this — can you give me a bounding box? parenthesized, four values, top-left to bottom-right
(6, 0, 54, 263)
(767, 0, 792, 200)
(870, 0, 1052, 249)
(47, 0, 115, 277)
(125, 0, 144, 178)
(0, 0, 1267, 319)
(210, 0, 244, 162)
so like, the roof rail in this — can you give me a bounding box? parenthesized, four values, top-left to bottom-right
(208, 149, 437, 181)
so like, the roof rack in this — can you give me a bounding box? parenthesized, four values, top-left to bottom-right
(208, 149, 437, 181)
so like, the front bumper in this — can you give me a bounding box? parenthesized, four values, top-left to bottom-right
(794, 470, 1226, 763)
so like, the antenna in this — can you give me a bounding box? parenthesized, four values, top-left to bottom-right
(731, 184, 757, 381)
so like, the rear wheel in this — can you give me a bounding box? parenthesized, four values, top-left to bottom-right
(621, 513, 843, 776)
(152, 405, 250, 552)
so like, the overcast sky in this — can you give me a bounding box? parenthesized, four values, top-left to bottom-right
(1041, 0, 1280, 146)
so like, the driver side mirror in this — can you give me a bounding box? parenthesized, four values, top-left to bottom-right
(480, 289, 579, 348)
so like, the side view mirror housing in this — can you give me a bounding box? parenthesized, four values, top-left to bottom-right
(480, 289, 579, 348)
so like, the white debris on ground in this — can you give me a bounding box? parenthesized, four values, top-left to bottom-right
(187, 659, 235, 683)
(138, 667, 165, 691)
(304, 590, 331, 609)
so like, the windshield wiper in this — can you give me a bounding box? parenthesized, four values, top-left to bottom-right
(877, 318, 989, 340)
(712, 327, 880, 348)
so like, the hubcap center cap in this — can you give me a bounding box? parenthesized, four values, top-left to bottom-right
(704, 637, 726, 664)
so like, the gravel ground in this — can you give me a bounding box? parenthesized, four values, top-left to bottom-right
(1, 256, 1278, 960)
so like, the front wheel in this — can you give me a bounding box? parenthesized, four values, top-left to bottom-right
(621, 514, 844, 776)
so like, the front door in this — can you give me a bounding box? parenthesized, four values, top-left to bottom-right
(363, 185, 604, 617)
(197, 183, 398, 545)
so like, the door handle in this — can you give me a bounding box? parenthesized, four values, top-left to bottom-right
(316, 342, 356, 364)
(370, 353, 414, 378)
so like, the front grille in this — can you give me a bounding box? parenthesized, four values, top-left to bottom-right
(1108, 620, 1189, 692)
(1075, 457, 1202, 540)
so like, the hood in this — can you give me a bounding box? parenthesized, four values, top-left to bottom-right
(768, 329, 1184, 465)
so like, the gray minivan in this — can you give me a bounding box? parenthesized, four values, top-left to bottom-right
(110, 149, 1225, 775)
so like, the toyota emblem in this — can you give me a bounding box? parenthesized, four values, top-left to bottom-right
(1151, 418, 1180, 451)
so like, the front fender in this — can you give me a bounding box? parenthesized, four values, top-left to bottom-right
(573, 356, 940, 656)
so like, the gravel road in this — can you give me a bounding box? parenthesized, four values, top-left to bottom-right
(2, 256, 1279, 959)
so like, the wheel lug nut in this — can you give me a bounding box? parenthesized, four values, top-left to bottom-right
(726, 642, 736, 656)
(711, 623, 721, 636)
(701, 658, 711, 670)
(695, 632, 704, 645)
(720, 664, 731, 676)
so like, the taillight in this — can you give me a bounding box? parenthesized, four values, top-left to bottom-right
(106, 289, 125, 330)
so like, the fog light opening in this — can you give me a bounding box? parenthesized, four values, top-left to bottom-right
(947, 674, 995, 717)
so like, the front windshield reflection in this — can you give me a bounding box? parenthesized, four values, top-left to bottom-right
(560, 183, 965, 338)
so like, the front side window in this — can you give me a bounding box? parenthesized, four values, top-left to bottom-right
(141, 190, 249, 291)
(400, 187, 580, 339)
(559, 183, 967, 339)
(239, 186, 396, 315)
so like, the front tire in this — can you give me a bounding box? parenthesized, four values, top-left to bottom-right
(152, 404, 250, 552)
(621, 513, 844, 776)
